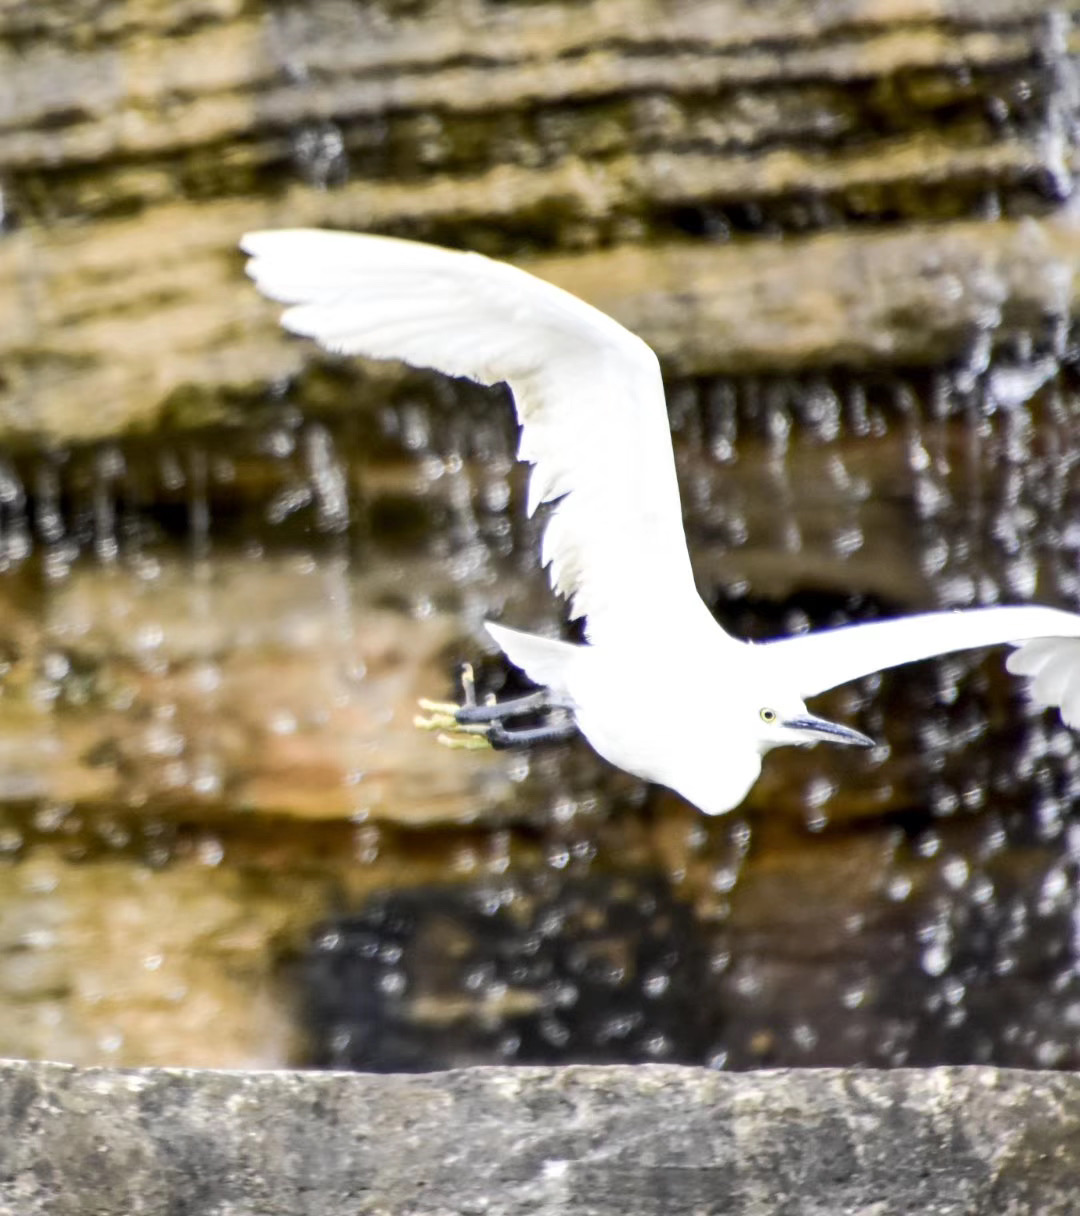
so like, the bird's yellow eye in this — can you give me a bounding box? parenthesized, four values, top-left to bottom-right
(759, 708, 777, 724)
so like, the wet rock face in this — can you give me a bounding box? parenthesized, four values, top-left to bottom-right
(291, 874, 714, 1070)
(1, 0, 1071, 232)
(283, 807, 1080, 1073)
(1, 0, 1078, 441)
(2, 1061, 1080, 1215)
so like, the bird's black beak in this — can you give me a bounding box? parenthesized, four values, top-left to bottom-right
(784, 714, 875, 748)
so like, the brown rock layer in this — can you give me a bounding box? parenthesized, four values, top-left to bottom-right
(1, 0, 1078, 441)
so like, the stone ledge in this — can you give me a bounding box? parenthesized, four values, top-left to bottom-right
(1, 1060, 1078, 1214)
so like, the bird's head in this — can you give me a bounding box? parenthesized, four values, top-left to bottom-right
(750, 690, 875, 755)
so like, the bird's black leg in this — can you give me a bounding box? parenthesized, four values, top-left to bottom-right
(454, 689, 552, 724)
(485, 715, 578, 750)
(415, 661, 578, 751)
(417, 661, 559, 730)
(450, 660, 554, 723)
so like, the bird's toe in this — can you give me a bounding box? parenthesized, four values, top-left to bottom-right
(435, 730, 492, 751)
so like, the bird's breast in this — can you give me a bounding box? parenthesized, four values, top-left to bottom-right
(566, 645, 760, 815)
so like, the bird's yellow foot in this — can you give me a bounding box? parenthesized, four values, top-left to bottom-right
(413, 710, 458, 732)
(416, 661, 572, 751)
(430, 720, 497, 749)
(416, 661, 485, 736)
(435, 730, 493, 751)
(417, 710, 493, 747)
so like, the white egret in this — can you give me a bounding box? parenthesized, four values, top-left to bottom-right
(242, 229, 1080, 816)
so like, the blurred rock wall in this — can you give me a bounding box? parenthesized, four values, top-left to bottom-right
(2, 0, 1080, 1074)
(1, 0, 1078, 439)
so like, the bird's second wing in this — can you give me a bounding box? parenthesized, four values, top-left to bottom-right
(242, 229, 706, 643)
(759, 605, 1080, 726)
(1007, 635, 1080, 727)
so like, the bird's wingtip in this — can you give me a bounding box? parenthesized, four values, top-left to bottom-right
(239, 228, 329, 258)
(239, 230, 274, 257)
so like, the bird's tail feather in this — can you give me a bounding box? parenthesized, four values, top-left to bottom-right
(484, 622, 580, 695)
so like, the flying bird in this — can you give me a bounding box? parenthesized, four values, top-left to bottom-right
(242, 229, 1080, 816)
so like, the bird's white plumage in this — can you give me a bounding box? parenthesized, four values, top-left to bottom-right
(243, 227, 1080, 816)
(760, 605, 1080, 726)
(1007, 636, 1080, 727)
(484, 622, 579, 696)
(242, 229, 713, 645)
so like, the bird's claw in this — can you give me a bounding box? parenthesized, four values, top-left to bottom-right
(458, 661, 478, 709)
(435, 730, 492, 751)
(416, 661, 567, 751)
(416, 661, 493, 746)
(434, 719, 498, 750)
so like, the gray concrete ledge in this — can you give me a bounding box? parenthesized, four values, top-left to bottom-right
(0, 1061, 1078, 1214)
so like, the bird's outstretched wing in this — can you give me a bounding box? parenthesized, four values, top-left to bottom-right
(760, 605, 1080, 727)
(242, 229, 710, 644)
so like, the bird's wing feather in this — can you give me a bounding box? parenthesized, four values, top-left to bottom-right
(242, 229, 710, 643)
(761, 605, 1080, 726)
(1006, 635, 1080, 727)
